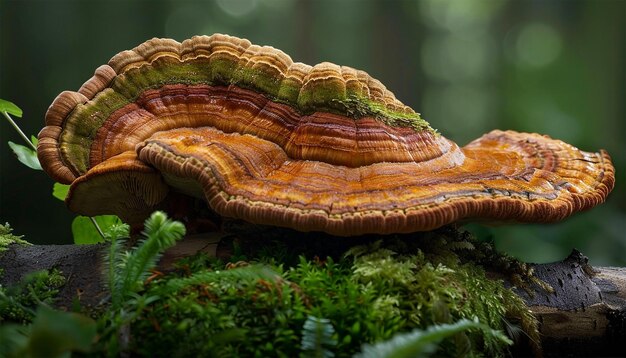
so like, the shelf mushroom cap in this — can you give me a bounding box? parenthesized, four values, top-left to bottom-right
(37, 34, 615, 235)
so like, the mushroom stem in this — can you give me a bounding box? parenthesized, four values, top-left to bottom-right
(2, 111, 37, 151)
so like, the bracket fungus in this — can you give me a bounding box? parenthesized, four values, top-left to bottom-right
(37, 34, 615, 236)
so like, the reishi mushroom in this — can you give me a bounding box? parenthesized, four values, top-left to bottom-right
(37, 34, 615, 236)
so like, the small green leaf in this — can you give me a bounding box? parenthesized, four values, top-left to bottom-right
(30, 135, 38, 147)
(8, 141, 42, 170)
(27, 306, 96, 356)
(0, 98, 23, 117)
(71, 215, 121, 244)
(342, 335, 352, 345)
(52, 183, 70, 201)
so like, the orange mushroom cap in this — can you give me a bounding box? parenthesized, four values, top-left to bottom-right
(37, 34, 615, 235)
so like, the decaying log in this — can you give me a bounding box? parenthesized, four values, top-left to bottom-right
(513, 250, 626, 356)
(1, 239, 625, 356)
(0, 232, 224, 308)
(0, 243, 107, 308)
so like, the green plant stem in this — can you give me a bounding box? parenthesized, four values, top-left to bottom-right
(3, 111, 106, 241)
(90, 217, 106, 240)
(2, 111, 37, 151)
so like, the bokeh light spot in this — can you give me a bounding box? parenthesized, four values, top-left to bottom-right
(515, 23, 563, 68)
(422, 34, 494, 81)
(423, 85, 494, 143)
(216, 0, 258, 17)
(419, 0, 504, 31)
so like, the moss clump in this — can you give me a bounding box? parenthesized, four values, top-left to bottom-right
(0, 213, 538, 357)
(121, 230, 537, 357)
(0, 223, 30, 253)
(0, 269, 66, 324)
(115, 55, 429, 129)
(336, 94, 431, 132)
(60, 89, 130, 174)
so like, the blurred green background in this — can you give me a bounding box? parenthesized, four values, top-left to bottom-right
(1, 0, 624, 265)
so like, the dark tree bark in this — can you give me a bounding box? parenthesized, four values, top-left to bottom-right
(511, 251, 626, 356)
(1, 237, 625, 357)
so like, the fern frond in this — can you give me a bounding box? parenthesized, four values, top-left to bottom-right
(301, 315, 337, 358)
(446, 241, 475, 251)
(104, 223, 130, 242)
(101, 211, 185, 309)
(100, 221, 130, 307)
(343, 240, 383, 259)
(103, 235, 126, 306)
(501, 317, 524, 344)
(121, 212, 185, 296)
(355, 318, 512, 358)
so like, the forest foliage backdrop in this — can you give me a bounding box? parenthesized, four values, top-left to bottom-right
(1, 0, 624, 265)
